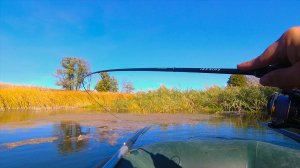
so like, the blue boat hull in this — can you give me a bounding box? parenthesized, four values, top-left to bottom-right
(116, 140, 300, 168)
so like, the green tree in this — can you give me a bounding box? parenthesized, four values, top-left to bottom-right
(227, 74, 247, 87)
(55, 57, 90, 90)
(74, 59, 90, 90)
(95, 72, 118, 92)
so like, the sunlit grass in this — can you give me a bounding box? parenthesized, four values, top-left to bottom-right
(0, 83, 277, 117)
(0, 83, 132, 111)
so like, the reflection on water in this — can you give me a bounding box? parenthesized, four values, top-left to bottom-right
(0, 110, 45, 122)
(97, 126, 120, 145)
(0, 109, 93, 123)
(54, 121, 90, 154)
(0, 113, 299, 168)
(206, 116, 263, 129)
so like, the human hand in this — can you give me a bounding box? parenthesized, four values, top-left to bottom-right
(238, 26, 300, 90)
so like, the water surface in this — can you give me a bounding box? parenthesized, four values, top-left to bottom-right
(0, 112, 299, 168)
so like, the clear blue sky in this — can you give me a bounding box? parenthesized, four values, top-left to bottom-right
(0, 0, 299, 91)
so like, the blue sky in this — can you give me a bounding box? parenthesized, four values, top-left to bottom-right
(0, 0, 299, 91)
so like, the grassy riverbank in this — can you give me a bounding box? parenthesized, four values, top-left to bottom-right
(0, 83, 277, 116)
(0, 83, 132, 111)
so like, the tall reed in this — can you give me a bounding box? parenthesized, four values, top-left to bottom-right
(0, 84, 277, 116)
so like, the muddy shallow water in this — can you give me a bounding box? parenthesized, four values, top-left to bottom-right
(0, 112, 299, 168)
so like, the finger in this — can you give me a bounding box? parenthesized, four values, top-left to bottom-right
(238, 41, 282, 70)
(259, 62, 300, 89)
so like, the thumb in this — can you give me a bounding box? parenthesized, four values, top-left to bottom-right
(260, 62, 300, 89)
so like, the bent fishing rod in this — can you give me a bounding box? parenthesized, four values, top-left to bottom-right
(84, 65, 282, 78)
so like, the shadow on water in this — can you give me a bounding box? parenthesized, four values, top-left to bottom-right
(53, 121, 90, 154)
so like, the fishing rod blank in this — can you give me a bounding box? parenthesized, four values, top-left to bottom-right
(85, 65, 281, 78)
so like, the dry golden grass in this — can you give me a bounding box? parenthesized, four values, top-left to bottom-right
(0, 83, 132, 111)
(0, 83, 277, 117)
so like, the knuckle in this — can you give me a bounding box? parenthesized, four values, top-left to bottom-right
(285, 26, 300, 45)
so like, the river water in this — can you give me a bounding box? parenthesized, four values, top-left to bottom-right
(0, 112, 299, 168)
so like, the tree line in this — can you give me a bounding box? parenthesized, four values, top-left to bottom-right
(55, 57, 255, 92)
(55, 57, 134, 93)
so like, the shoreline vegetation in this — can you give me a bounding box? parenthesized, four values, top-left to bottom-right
(0, 83, 277, 117)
